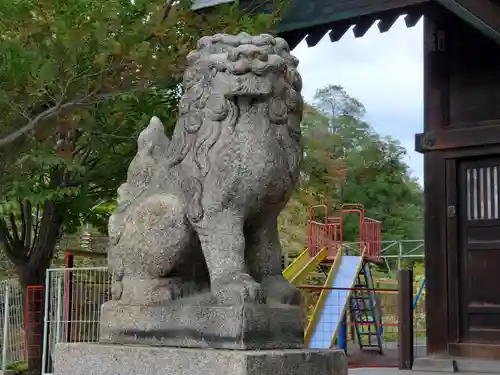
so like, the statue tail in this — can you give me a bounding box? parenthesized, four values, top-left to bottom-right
(141, 116, 170, 151)
(108, 116, 170, 247)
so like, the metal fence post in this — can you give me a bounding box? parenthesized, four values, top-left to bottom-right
(398, 241, 403, 270)
(55, 276, 63, 344)
(398, 268, 414, 370)
(41, 271, 50, 375)
(2, 284, 10, 372)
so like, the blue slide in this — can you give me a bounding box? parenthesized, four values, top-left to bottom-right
(308, 255, 363, 348)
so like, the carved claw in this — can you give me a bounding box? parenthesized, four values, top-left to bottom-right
(212, 272, 265, 305)
(261, 275, 302, 306)
(111, 281, 123, 300)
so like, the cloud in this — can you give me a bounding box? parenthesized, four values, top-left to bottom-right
(293, 17, 424, 184)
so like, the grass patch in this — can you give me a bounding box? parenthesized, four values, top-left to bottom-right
(7, 361, 28, 375)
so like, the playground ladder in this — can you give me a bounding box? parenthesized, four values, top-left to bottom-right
(349, 263, 384, 354)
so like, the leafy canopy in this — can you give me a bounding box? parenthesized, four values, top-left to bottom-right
(279, 85, 423, 256)
(0, 0, 283, 270)
(0, 0, 280, 146)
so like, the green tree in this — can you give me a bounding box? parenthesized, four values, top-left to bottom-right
(311, 84, 423, 244)
(301, 103, 346, 207)
(279, 85, 423, 264)
(278, 103, 346, 256)
(0, 0, 282, 372)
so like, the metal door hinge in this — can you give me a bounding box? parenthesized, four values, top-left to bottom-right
(447, 205, 456, 218)
(427, 29, 446, 52)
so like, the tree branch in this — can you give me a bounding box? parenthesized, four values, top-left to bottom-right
(23, 200, 33, 250)
(20, 200, 26, 246)
(146, 0, 175, 41)
(0, 0, 177, 150)
(31, 203, 40, 253)
(0, 219, 14, 250)
(9, 212, 20, 246)
(29, 201, 63, 269)
(0, 91, 140, 149)
(0, 218, 26, 266)
(160, 0, 175, 23)
(28, 168, 64, 265)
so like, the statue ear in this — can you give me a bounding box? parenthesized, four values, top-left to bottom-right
(136, 132, 149, 151)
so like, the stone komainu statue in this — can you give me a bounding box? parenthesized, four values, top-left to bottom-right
(101, 33, 305, 348)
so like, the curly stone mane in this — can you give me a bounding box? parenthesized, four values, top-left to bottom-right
(165, 32, 303, 222)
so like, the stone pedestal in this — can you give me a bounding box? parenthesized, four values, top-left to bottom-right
(99, 300, 304, 349)
(53, 343, 348, 375)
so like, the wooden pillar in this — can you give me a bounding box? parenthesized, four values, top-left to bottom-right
(418, 4, 450, 356)
(398, 268, 414, 370)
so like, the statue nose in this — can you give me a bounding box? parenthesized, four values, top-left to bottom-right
(232, 59, 252, 75)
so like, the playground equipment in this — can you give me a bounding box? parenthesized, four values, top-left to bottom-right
(375, 277, 426, 310)
(413, 278, 426, 310)
(283, 204, 384, 354)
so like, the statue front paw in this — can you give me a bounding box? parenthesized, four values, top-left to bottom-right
(261, 275, 302, 306)
(212, 272, 265, 305)
(111, 282, 123, 300)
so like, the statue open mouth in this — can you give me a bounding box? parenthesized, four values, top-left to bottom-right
(187, 41, 290, 99)
(223, 72, 274, 98)
(218, 59, 285, 98)
(226, 49, 286, 97)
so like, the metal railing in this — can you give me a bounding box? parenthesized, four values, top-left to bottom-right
(285, 240, 424, 282)
(41, 267, 110, 375)
(38, 265, 426, 373)
(307, 204, 383, 261)
(0, 279, 25, 370)
(31, 243, 424, 374)
(298, 275, 426, 368)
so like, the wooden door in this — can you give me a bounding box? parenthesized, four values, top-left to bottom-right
(458, 157, 500, 343)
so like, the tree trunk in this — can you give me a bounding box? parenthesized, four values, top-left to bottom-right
(18, 266, 46, 375)
(16, 202, 63, 375)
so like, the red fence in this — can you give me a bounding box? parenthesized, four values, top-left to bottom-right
(24, 285, 44, 361)
(364, 218, 382, 259)
(307, 204, 382, 260)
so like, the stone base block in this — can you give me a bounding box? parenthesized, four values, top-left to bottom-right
(54, 343, 348, 375)
(99, 300, 304, 349)
(412, 357, 456, 372)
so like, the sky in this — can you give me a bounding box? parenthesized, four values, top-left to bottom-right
(292, 17, 424, 184)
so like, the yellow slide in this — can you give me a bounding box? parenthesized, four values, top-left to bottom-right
(282, 247, 327, 286)
(305, 254, 364, 347)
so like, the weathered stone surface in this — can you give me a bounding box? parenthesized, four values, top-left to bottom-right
(103, 32, 305, 347)
(54, 344, 348, 375)
(99, 300, 304, 349)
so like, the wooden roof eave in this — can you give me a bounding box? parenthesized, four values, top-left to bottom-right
(191, 0, 429, 48)
(191, 0, 233, 11)
(436, 0, 500, 45)
(191, 0, 500, 48)
(279, 5, 427, 50)
(275, 0, 430, 34)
